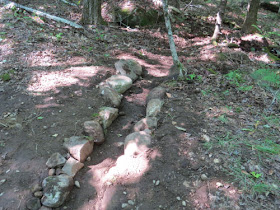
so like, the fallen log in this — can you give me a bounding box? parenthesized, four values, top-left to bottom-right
(260, 2, 279, 13)
(0, 0, 83, 29)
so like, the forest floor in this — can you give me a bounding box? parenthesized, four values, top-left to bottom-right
(0, 0, 279, 209)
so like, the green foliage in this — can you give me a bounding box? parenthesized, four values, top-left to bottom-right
(0, 73, 11, 81)
(225, 70, 245, 86)
(55, 32, 63, 41)
(95, 29, 105, 41)
(185, 73, 202, 81)
(251, 68, 280, 88)
(251, 171, 261, 179)
(92, 113, 99, 118)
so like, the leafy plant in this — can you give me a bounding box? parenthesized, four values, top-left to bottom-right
(251, 68, 280, 88)
(185, 73, 202, 81)
(92, 113, 99, 118)
(55, 33, 63, 41)
(0, 73, 11, 81)
(225, 70, 244, 86)
(250, 171, 261, 179)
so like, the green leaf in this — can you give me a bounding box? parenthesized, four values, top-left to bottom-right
(37, 116, 44, 120)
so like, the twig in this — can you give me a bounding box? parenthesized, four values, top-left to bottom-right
(59, 0, 78, 7)
(183, 0, 193, 10)
(0, 0, 83, 29)
(0, 122, 8, 127)
(270, 89, 280, 107)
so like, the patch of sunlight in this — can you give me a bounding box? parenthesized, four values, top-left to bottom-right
(31, 16, 45, 24)
(192, 179, 240, 209)
(87, 148, 161, 209)
(117, 53, 171, 77)
(199, 44, 217, 61)
(27, 66, 100, 95)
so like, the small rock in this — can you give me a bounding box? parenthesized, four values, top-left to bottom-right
(34, 191, 43, 198)
(31, 184, 43, 193)
(41, 174, 74, 208)
(176, 197, 181, 200)
(123, 191, 127, 195)
(39, 207, 52, 210)
(74, 181, 80, 188)
(182, 201, 187, 206)
(99, 107, 119, 129)
(63, 136, 93, 163)
(155, 180, 160, 186)
(216, 182, 224, 188)
(48, 168, 56, 176)
(62, 157, 84, 177)
(115, 59, 142, 81)
(128, 200, 135, 205)
(201, 174, 208, 181)
(103, 75, 133, 94)
(83, 120, 105, 145)
(133, 117, 158, 132)
(26, 197, 41, 210)
(146, 87, 166, 104)
(201, 134, 210, 142)
(213, 158, 221, 164)
(0, 179, 6, 185)
(146, 99, 164, 117)
(100, 86, 123, 107)
(124, 130, 152, 156)
(121, 203, 128, 208)
(46, 153, 66, 168)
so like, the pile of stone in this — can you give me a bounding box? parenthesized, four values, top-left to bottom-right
(27, 59, 166, 209)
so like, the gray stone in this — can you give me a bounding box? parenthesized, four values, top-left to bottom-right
(39, 207, 52, 210)
(128, 200, 135, 205)
(34, 191, 43, 198)
(99, 107, 118, 129)
(46, 152, 66, 168)
(83, 120, 105, 145)
(104, 75, 132, 94)
(48, 168, 56, 176)
(62, 157, 84, 177)
(146, 99, 164, 117)
(26, 197, 41, 210)
(41, 174, 74, 208)
(146, 86, 166, 104)
(115, 59, 142, 81)
(31, 184, 43, 193)
(201, 174, 208, 181)
(124, 130, 152, 156)
(100, 86, 123, 107)
(63, 136, 93, 163)
(133, 117, 158, 132)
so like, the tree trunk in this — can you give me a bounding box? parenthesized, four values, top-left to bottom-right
(82, 0, 103, 25)
(162, 0, 185, 78)
(211, 0, 227, 43)
(241, 0, 260, 34)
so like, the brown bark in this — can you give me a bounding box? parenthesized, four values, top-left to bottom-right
(211, 0, 227, 42)
(241, 0, 260, 34)
(82, 0, 103, 25)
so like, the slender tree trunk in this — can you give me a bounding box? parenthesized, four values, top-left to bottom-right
(82, 0, 103, 25)
(241, 0, 260, 34)
(211, 0, 227, 43)
(162, 0, 185, 78)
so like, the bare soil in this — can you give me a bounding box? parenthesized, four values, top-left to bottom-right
(0, 1, 279, 210)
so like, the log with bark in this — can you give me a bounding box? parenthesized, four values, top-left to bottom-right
(0, 0, 83, 29)
(260, 2, 279, 13)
